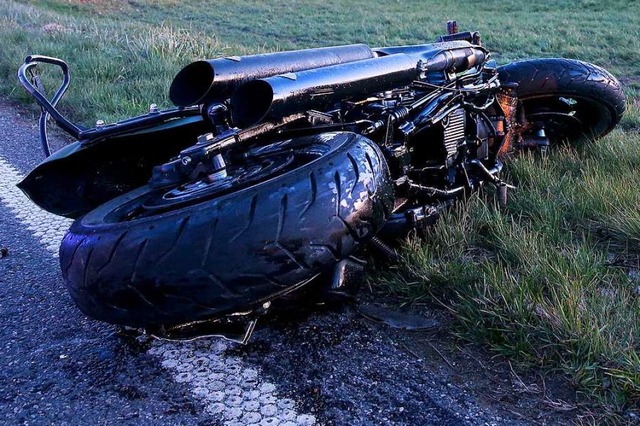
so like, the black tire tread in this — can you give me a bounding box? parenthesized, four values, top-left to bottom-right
(61, 132, 393, 327)
(498, 58, 625, 137)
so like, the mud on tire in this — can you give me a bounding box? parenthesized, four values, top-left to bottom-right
(60, 132, 394, 327)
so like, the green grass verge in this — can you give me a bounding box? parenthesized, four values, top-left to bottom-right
(380, 126, 640, 410)
(2, 0, 638, 124)
(1, 0, 639, 416)
(0, 1, 236, 123)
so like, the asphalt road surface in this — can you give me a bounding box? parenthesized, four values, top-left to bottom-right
(0, 101, 543, 425)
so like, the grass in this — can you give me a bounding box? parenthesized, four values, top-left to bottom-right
(2, 0, 638, 123)
(1, 0, 639, 418)
(381, 133, 640, 409)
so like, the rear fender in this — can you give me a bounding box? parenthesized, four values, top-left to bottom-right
(18, 115, 208, 218)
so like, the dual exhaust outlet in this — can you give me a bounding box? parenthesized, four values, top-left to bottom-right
(169, 42, 486, 127)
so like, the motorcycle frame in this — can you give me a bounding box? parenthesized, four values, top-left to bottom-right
(17, 32, 512, 234)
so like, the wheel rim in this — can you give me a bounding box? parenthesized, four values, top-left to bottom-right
(107, 139, 332, 222)
(143, 154, 295, 211)
(522, 95, 613, 142)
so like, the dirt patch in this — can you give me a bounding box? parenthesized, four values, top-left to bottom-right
(358, 298, 589, 424)
(226, 293, 602, 425)
(398, 324, 582, 424)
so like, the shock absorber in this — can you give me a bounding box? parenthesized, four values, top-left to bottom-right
(368, 236, 399, 262)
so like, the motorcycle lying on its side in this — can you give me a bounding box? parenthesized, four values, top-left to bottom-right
(17, 25, 625, 340)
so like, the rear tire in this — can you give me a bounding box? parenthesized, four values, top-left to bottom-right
(60, 132, 393, 327)
(498, 58, 625, 142)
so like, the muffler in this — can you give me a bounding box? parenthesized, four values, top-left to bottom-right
(230, 53, 419, 127)
(169, 44, 375, 106)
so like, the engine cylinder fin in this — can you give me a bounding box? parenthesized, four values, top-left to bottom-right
(443, 109, 466, 158)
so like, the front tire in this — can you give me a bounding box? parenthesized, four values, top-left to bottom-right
(498, 58, 625, 142)
(60, 132, 393, 327)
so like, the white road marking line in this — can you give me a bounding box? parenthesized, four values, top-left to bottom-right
(0, 156, 316, 426)
(0, 157, 73, 255)
(148, 341, 316, 425)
